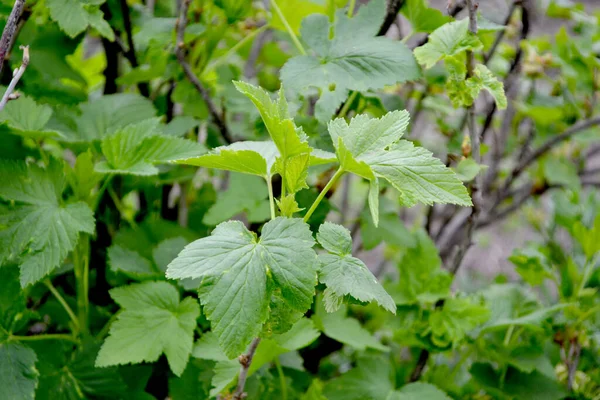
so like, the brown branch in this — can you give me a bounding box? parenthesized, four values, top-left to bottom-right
(119, 0, 150, 97)
(175, 0, 232, 143)
(0, 0, 26, 77)
(0, 45, 28, 111)
(233, 338, 261, 400)
(483, 1, 518, 64)
(378, 0, 404, 36)
(409, 348, 430, 382)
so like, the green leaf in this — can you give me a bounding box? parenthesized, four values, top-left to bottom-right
(46, 0, 114, 40)
(166, 218, 317, 358)
(96, 120, 206, 175)
(401, 0, 451, 33)
(107, 245, 160, 280)
(60, 94, 157, 142)
(453, 158, 488, 182)
(316, 222, 395, 313)
(328, 112, 471, 215)
(0, 342, 38, 400)
(390, 229, 451, 305)
(0, 161, 95, 286)
(276, 194, 304, 217)
(68, 150, 103, 204)
(572, 214, 600, 259)
(0, 96, 62, 139)
(168, 358, 214, 400)
(96, 281, 200, 376)
(323, 355, 394, 400)
(470, 64, 507, 110)
(509, 249, 554, 286)
(203, 173, 270, 226)
(360, 207, 416, 251)
(270, 0, 326, 34)
(314, 304, 388, 351)
(414, 19, 483, 69)
(281, 0, 420, 122)
(391, 383, 452, 400)
(428, 297, 489, 348)
(192, 332, 230, 362)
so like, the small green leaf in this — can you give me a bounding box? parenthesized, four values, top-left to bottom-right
(428, 297, 489, 348)
(276, 194, 304, 217)
(414, 19, 483, 69)
(317, 222, 395, 313)
(107, 245, 160, 280)
(453, 158, 488, 182)
(471, 64, 507, 110)
(166, 218, 317, 358)
(96, 281, 200, 376)
(402, 0, 451, 33)
(0, 342, 38, 400)
(0, 96, 62, 139)
(46, 0, 114, 40)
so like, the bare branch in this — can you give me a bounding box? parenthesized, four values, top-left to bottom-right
(119, 0, 149, 97)
(0, 0, 26, 77)
(0, 45, 29, 111)
(175, 0, 232, 143)
(378, 0, 404, 36)
(233, 338, 261, 400)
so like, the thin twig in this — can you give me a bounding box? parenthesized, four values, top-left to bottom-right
(378, 0, 404, 36)
(119, 0, 150, 97)
(175, 0, 232, 143)
(0, 0, 25, 77)
(233, 338, 261, 400)
(483, 1, 518, 64)
(0, 45, 28, 111)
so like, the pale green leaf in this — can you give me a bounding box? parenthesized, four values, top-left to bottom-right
(453, 158, 488, 182)
(96, 281, 200, 376)
(0, 342, 38, 400)
(166, 218, 317, 357)
(0, 96, 62, 139)
(46, 0, 114, 40)
(107, 245, 160, 280)
(360, 207, 416, 251)
(402, 0, 451, 33)
(471, 64, 507, 110)
(281, 0, 420, 122)
(276, 194, 304, 217)
(317, 223, 395, 313)
(390, 383, 452, 400)
(270, 0, 326, 34)
(323, 355, 393, 400)
(429, 297, 489, 348)
(192, 332, 230, 362)
(414, 19, 482, 68)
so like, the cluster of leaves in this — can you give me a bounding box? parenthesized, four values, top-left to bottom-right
(0, 0, 598, 399)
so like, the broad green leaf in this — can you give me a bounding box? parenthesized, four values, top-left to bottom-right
(108, 245, 160, 280)
(401, 0, 451, 33)
(203, 173, 270, 226)
(46, 0, 114, 40)
(0, 342, 38, 400)
(323, 355, 394, 400)
(328, 112, 471, 218)
(428, 297, 489, 348)
(390, 229, 451, 305)
(543, 157, 580, 191)
(166, 218, 317, 357)
(95, 120, 206, 175)
(390, 383, 452, 400)
(414, 19, 482, 68)
(281, 0, 420, 122)
(317, 222, 395, 313)
(168, 358, 214, 400)
(360, 207, 416, 250)
(162, 116, 201, 137)
(96, 281, 200, 376)
(192, 332, 230, 362)
(60, 94, 157, 142)
(470, 363, 567, 400)
(314, 304, 388, 351)
(0, 161, 95, 286)
(453, 158, 488, 182)
(0, 96, 62, 139)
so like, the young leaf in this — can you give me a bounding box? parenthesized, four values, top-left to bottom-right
(0, 96, 63, 139)
(316, 222, 395, 313)
(402, 0, 451, 33)
(428, 297, 489, 348)
(413, 19, 483, 69)
(328, 111, 471, 223)
(96, 281, 200, 376)
(0, 161, 95, 287)
(95, 119, 206, 175)
(0, 342, 39, 400)
(46, 0, 114, 40)
(281, 0, 420, 122)
(166, 218, 318, 358)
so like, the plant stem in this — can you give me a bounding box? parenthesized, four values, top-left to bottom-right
(0, 0, 26, 77)
(205, 24, 269, 74)
(44, 280, 80, 332)
(233, 337, 261, 400)
(73, 235, 90, 333)
(275, 357, 288, 400)
(337, 91, 358, 119)
(267, 176, 276, 219)
(270, 0, 306, 55)
(347, 0, 357, 17)
(10, 334, 78, 344)
(303, 167, 345, 223)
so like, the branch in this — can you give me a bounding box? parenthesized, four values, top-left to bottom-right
(119, 0, 150, 97)
(233, 338, 261, 400)
(175, 0, 232, 143)
(377, 0, 404, 36)
(0, 0, 26, 77)
(0, 45, 28, 111)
